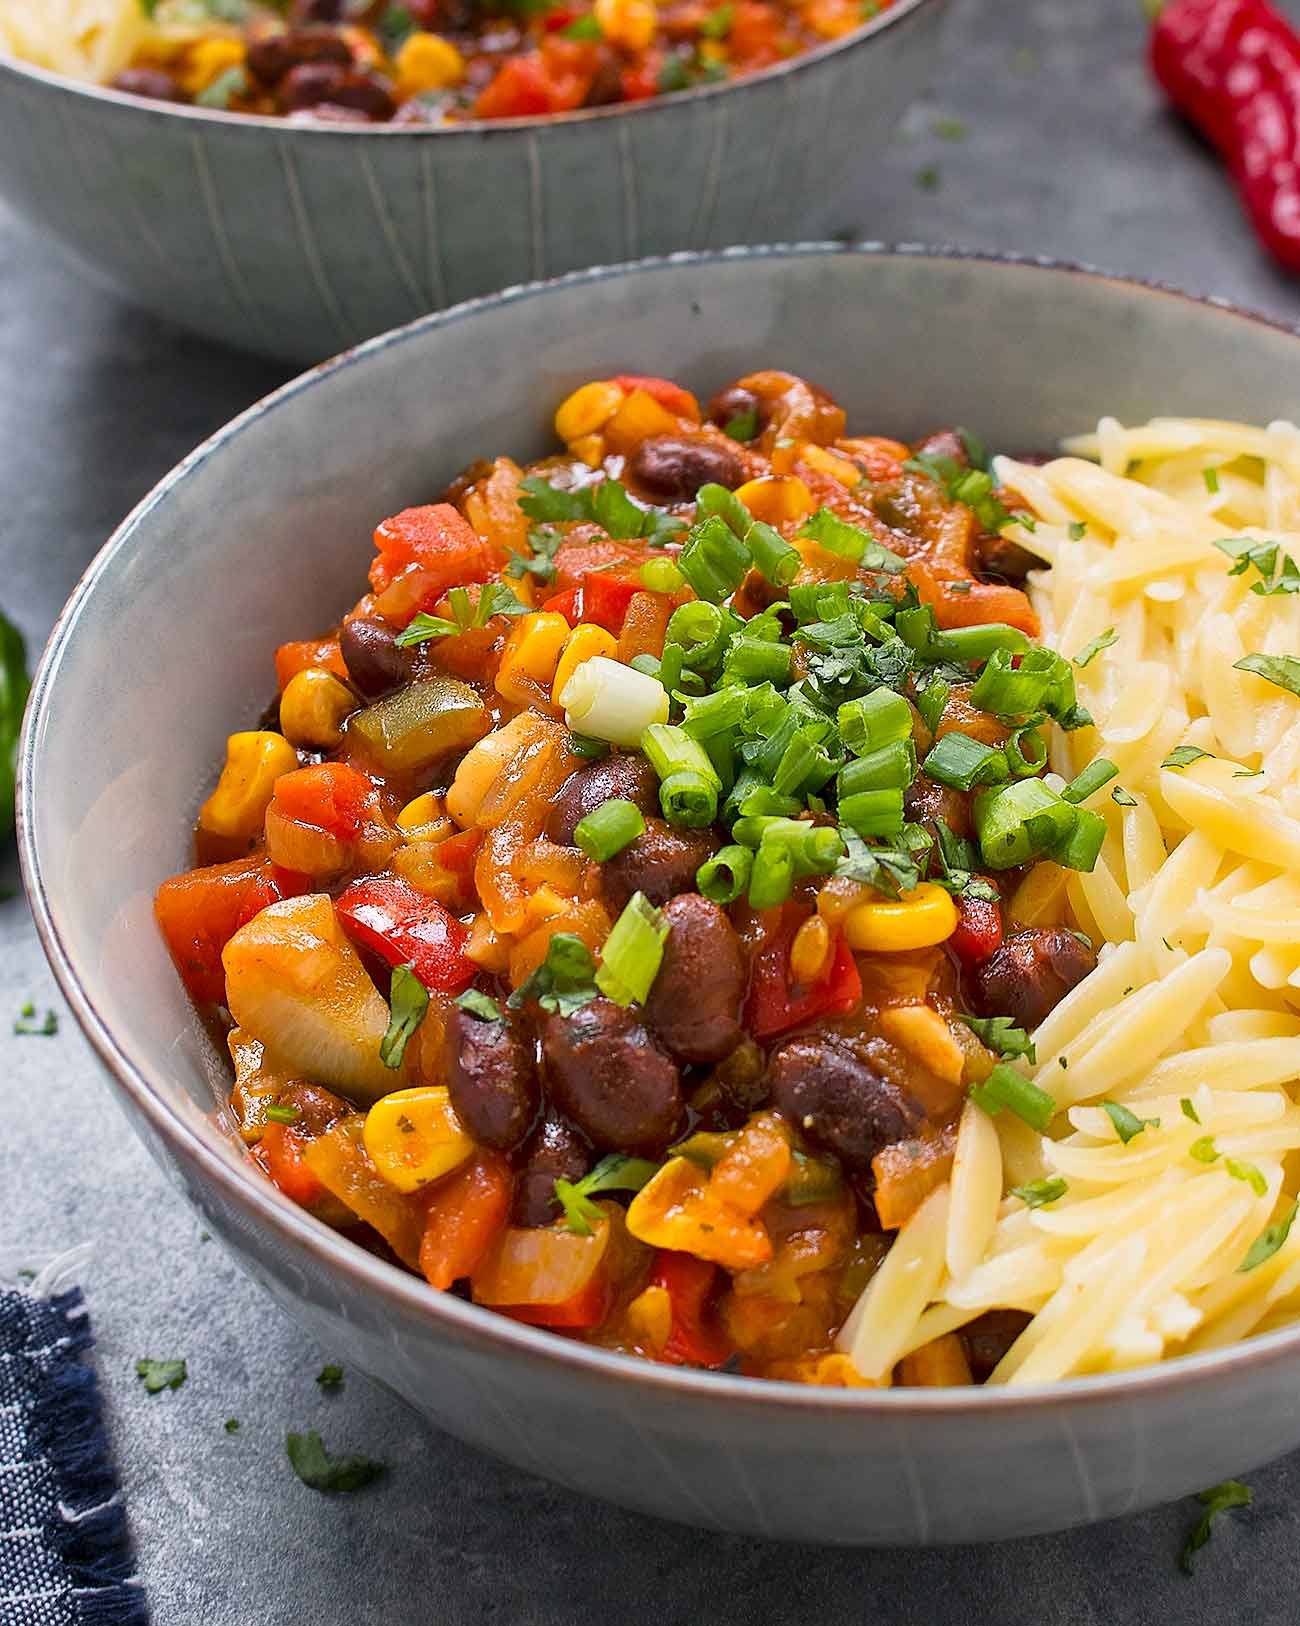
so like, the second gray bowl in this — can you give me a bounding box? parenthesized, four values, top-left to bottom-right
(0, 0, 943, 362)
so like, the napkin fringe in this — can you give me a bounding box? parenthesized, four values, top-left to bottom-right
(25, 1282, 148, 1625)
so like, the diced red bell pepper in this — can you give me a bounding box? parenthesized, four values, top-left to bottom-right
(581, 569, 642, 634)
(611, 374, 701, 422)
(652, 1251, 733, 1368)
(336, 874, 476, 993)
(552, 538, 648, 593)
(745, 907, 862, 1039)
(473, 45, 594, 118)
(498, 1276, 610, 1329)
(270, 762, 376, 844)
(542, 585, 583, 626)
(543, 4, 578, 27)
(252, 1121, 327, 1209)
(948, 892, 1003, 968)
(420, 1154, 513, 1290)
(155, 855, 307, 1006)
(369, 503, 499, 597)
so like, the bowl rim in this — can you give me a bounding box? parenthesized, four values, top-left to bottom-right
(22, 240, 1300, 1417)
(0, 0, 940, 138)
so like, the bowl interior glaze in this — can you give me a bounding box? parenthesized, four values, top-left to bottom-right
(22, 247, 1300, 1544)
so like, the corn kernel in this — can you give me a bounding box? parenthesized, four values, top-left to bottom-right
(495, 611, 572, 706)
(800, 443, 863, 487)
(789, 915, 832, 985)
(625, 1284, 673, 1353)
(551, 622, 619, 705)
(465, 912, 512, 973)
(594, 0, 657, 49)
(394, 31, 465, 97)
(555, 380, 625, 445)
(278, 668, 358, 750)
(363, 1087, 474, 1193)
(199, 731, 298, 842)
(569, 433, 606, 469)
(396, 791, 444, 835)
(180, 36, 245, 96)
(842, 882, 959, 953)
(734, 474, 816, 526)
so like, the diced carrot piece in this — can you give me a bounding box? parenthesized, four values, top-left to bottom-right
(369, 503, 500, 596)
(617, 590, 674, 663)
(155, 855, 304, 1005)
(420, 1153, 513, 1290)
(270, 763, 377, 843)
(274, 636, 349, 692)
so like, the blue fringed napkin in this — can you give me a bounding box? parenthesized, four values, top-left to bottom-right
(0, 1265, 147, 1625)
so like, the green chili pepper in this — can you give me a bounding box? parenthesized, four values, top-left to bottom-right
(0, 610, 30, 840)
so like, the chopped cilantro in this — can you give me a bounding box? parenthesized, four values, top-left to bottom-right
(264, 1103, 301, 1125)
(1162, 745, 1213, 770)
(722, 407, 758, 442)
(1234, 653, 1300, 698)
(1240, 1199, 1299, 1272)
(1180, 1480, 1251, 1573)
(136, 1357, 187, 1394)
(286, 1430, 385, 1494)
(959, 1013, 1036, 1063)
(13, 1002, 57, 1036)
(1009, 1176, 1068, 1208)
(1102, 1102, 1159, 1144)
(1072, 628, 1117, 668)
(455, 988, 503, 1022)
(380, 965, 428, 1070)
(1180, 1097, 1201, 1125)
(224, 1417, 241, 1434)
(316, 1364, 344, 1390)
(508, 933, 599, 1016)
(555, 1154, 660, 1235)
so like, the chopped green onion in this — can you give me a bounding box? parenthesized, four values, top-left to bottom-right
(676, 514, 751, 602)
(838, 740, 916, 795)
(1102, 1101, 1159, 1144)
(380, 964, 428, 1069)
(744, 519, 800, 587)
(798, 507, 907, 574)
(1051, 805, 1106, 872)
(569, 733, 610, 760)
(923, 731, 1010, 792)
(1239, 1200, 1299, 1272)
(839, 688, 913, 757)
(642, 723, 721, 828)
(1180, 1096, 1201, 1125)
(1062, 758, 1118, 803)
(264, 1103, 301, 1125)
(1190, 1136, 1219, 1163)
(959, 1014, 1036, 1062)
(640, 557, 684, 594)
(930, 623, 1032, 663)
(1203, 466, 1220, 494)
(695, 482, 752, 537)
(970, 645, 1067, 716)
(915, 677, 950, 737)
(665, 599, 733, 672)
(696, 844, 753, 904)
(678, 686, 748, 740)
(595, 891, 670, 1007)
(573, 798, 646, 862)
(969, 1063, 1056, 1131)
(1112, 785, 1137, 807)
(748, 841, 795, 908)
(735, 817, 844, 873)
(561, 655, 669, 748)
(788, 581, 854, 623)
(838, 788, 906, 839)
(1068, 520, 1087, 541)
(1004, 725, 1048, 778)
(973, 777, 1076, 870)
(722, 633, 792, 687)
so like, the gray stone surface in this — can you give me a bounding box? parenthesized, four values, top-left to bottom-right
(5, 0, 1300, 1619)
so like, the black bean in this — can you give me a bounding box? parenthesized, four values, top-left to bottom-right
(246, 27, 352, 86)
(644, 894, 745, 1064)
(545, 753, 661, 846)
(446, 1009, 540, 1152)
(706, 384, 764, 436)
(109, 68, 185, 103)
(599, 818, 720, 913)
(541, 999, 682, 1155)
(338, 616, 415, 699)
(509, 1113, 592, 1227)
(627, 436, 744, 503)
(766, 1033, 924, 1173)
(972, 927, 1097, 1031)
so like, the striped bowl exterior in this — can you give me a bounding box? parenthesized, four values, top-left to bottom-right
(0, 0, 944, 361)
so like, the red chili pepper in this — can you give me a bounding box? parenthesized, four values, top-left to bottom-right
(1152, 0, 1300, 271)
(580, 569, 642, 633)
(651, 1251, 733, 1368)
(336, 875, 476, 993)
(947, 891, 1003, 969)
(744, 906, 862, 1039)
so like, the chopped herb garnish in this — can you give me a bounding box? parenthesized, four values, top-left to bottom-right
(519, 474, 685, 546)
(136, 1358, 187, 1394)
(1239, 1199, 1299, 1272)
(1102, 1101, 1159, 1144)
(196, 64, 248, 109)
(224, 1417, 241, 1434)
(560, 12, 602, 36)
(1180, 1480, 1251, 1573)
(1189, 1136, 1219, 1163)
(264, 1103, 301, 1125)
(1072, 628, 1117, 668)
(1226, 1157, 1268, 1197)
(1162, 744, 1213, 770)
(508, 932, 599, 1016)
(396, 581, 529, 646)
(1203, 467, 1221, 494)
(1010, 1176, 1068, 1208)
(932, 116, 968, 140)
(698, 3, 734, 35)
(380, 964, 428, 1069)
(506, 524, 565, 585)
(1213, 535, 1300, 595)
(916, 164, 941, 191)
(555, 1153, 660, 1235)
(1068, 521, 1087, 540)
(959, 1013, 1036, 1063)
(1180, 1097, 1201, 1125)
(13, 1003, 57, 1036)
(722, 408, 758, 441)
(455, 988, 503, 1022)
(1112, 785, 1137, 806)
(286, 1430, 385, 1494)
(1234, 653, 1300, 698)
(316, 1364, 344, 1390)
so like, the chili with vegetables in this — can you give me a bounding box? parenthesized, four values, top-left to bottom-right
(157, 369, 1103, 1386)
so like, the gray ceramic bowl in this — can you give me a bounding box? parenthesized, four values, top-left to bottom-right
(0, 1, 943, 362)
(21, 245, 1300, 1546)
